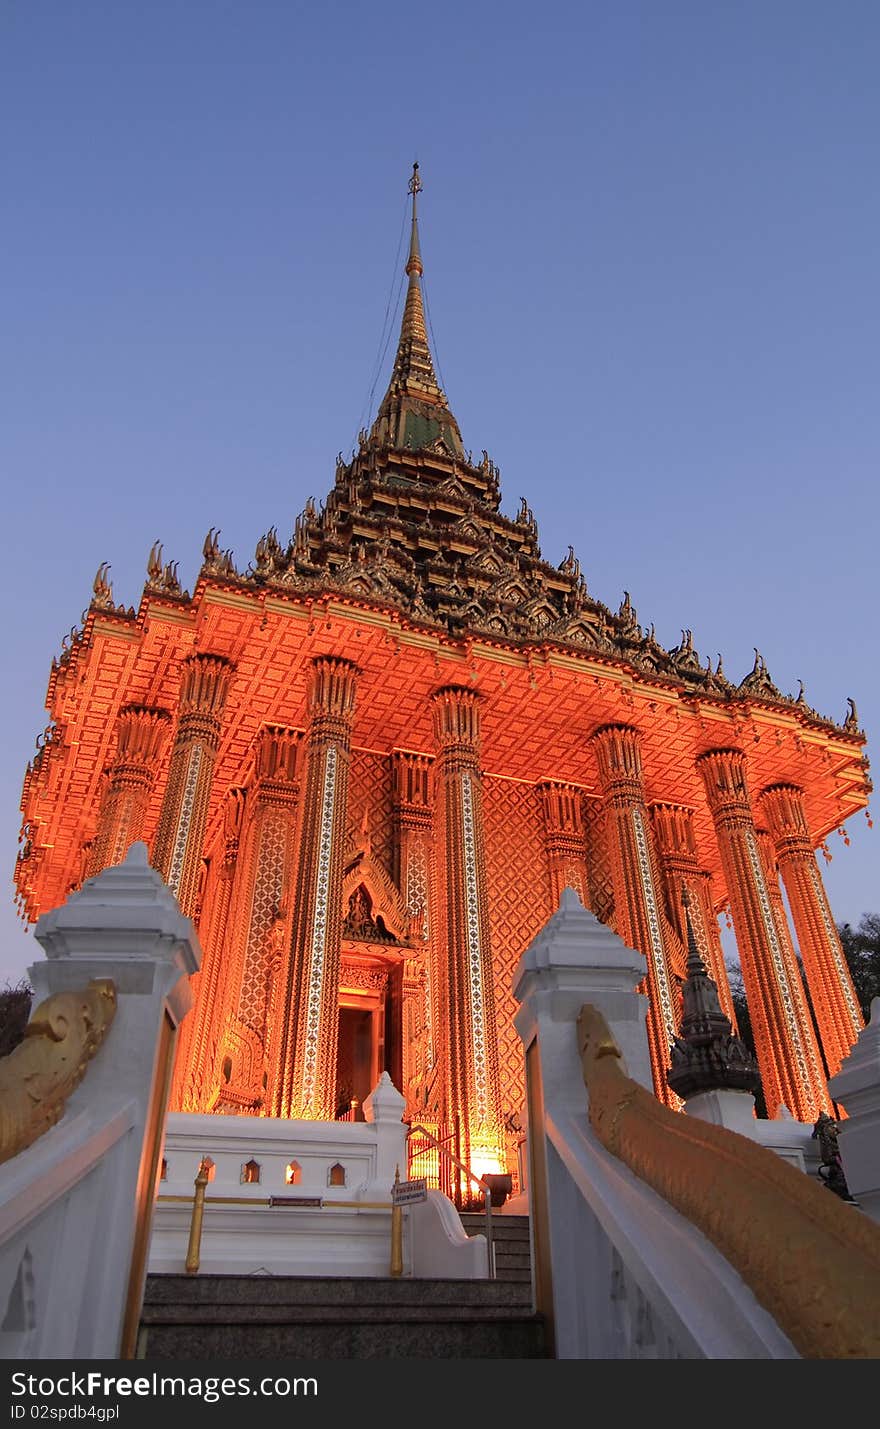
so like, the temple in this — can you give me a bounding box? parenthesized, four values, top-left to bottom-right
(14, 165, 871, 1198)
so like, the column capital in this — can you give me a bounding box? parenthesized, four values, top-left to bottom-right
(431, 685, 482, 752)
(649, 802, 698, 858)
(758, 783, 810, 842)
(308, 655, 359, 721)
(591, 723, 644, 788)
(179, 652, 234, 719)
(538, 782, 585, 837)
(697, 747, 751, 816)
(251, 725, 302, 796)
(392, 750, 434, 821)
(113, 705, 172, 771)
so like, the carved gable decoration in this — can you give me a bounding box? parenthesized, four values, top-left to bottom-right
(488, 574, 531, 607)
(435, 474, 470, 502)
(468, 548, 506, 578)
(453, 516, 484, 543)
(341, 844, 409, 944)
(523, 596, 560, 631)
(551, 614, 607, 648)
(333, 555, 402, 604)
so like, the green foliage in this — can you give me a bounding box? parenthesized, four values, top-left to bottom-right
(724, 960, 768, 1118)
(0, 979, 33, 1059)
(725, 912, 880, 1118)
(837, 913, 880, 1020)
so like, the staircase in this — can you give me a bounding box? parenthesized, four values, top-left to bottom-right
(459, 1211, 532, 1284)
(137, 1269, 545, 1358)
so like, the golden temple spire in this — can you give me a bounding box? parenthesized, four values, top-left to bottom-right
(367, 163, 463, 457)
(406, 162, 423, 277)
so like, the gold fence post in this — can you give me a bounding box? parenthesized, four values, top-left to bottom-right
(185, 1159, 210, 1274)
(390, 1165, 403, 1277)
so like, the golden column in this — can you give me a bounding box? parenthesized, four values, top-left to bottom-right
(649, 802, 738, 1031)
(174, 786, 246, 1111)
(759, 783, 863, 1077)
(754, 825, 804, 999)
(392, 751, 438, 1115)
(591, 725, 681, 1106)
(221, 726, 302, 1112)
(152, 653, 234, 918)
(87, 705, 171, 876)
(539, 782, 590, 908)
(273, 657, 359, 1120)
(697, 749, 832, 1120)
(432, 686, 505, 1184)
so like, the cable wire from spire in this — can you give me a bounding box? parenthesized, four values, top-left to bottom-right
(357, 191, 410, 438)
(421, 272, 447, 398)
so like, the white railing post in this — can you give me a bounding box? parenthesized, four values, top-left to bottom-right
(828, 997, 880, 1222)
(8, 841, 200, 1357)
(512, 888, 650, 1356)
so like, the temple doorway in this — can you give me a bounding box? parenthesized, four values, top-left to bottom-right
(335, 950, 404, 1118)
(335, 1003, 376, 1116)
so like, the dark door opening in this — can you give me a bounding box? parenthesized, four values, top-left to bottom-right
(336, 1005, 374, 1117)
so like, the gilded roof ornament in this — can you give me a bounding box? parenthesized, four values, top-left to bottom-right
(738, 648, 781, 701)
(91, 562, 113, 610)
(844, 698, 861, 733)
(616, 590, 641, 639)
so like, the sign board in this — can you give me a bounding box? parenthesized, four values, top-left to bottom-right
(268, 1196, 324, 1209)
(392, 1177, 428, 1206)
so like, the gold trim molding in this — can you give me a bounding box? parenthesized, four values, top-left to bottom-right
(0, 980, 117, 1165)
(577, 1003, 880, 1359)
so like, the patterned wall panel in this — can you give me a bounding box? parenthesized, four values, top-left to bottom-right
(348, 750, 395, 875)
(583, 798, 615, 925)
(483, 776, 554, 1125)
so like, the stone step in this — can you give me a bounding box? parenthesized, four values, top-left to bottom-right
(143, 1274, 532, 1309)
(138, 1274, 547, 1360)
(458, 1212, 532, 1284)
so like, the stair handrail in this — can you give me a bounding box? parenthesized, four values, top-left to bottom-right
(406, 1124, 496, 1279)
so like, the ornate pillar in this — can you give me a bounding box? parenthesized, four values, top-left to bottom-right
(591, 725, 681, 1107)
(151, 653, 234, 917)
(172, 786, 246, 1111)
(432, 686, 505, 1185)
(273, 657, 358, 1120)
(216, 727, 302, 1113)
(392, 751, 438, 1116)
(649, 802, 738, 1031)
(754, 826, 803, 989)
(759, 783, 863, 1077)
(697, 749, 832, 1120)
(539, 782, 589, 908)
(87, 706, 171, 876)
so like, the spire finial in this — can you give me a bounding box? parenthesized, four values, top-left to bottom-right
(366, 163, 463, 457)
(406, 162, 423, 277)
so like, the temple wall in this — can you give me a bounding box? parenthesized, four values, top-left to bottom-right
(483, 775, 555, 1131)
(348, 750, 395, 873)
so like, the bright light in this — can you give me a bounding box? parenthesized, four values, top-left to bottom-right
(470, 1148, 505, 1179)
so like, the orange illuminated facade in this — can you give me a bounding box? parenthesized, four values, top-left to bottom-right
(15, 167, 871, 1189)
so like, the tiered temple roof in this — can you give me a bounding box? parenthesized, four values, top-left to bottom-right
(16, 166, 871, 927)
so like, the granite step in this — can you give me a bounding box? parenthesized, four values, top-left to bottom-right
(138, 1274, 546, 1359)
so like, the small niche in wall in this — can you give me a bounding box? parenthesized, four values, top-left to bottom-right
(284, 1161, 302, 1186)
(241, 1159, 261, 1185)
(328, 1162, 346, 1187)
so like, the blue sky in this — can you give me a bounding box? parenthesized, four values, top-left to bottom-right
(1, 1, 877, 986)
